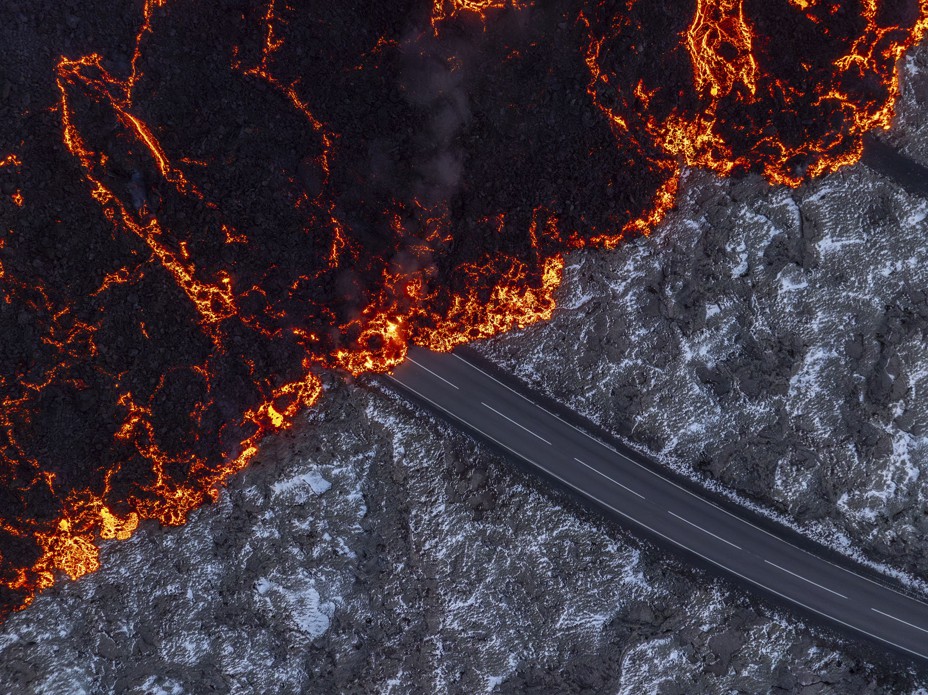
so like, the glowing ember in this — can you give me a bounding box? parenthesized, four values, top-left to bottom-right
(1, 0, 925, 618)
(431, 0, 527, 25)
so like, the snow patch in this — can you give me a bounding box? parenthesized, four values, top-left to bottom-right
(271, 468, 331, 502)
(255, 575, 336, 639)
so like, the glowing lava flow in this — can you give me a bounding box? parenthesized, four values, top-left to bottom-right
(431, 0, 528, 26)
(1, 0, 926, 618)
(582, 0, 928, 186)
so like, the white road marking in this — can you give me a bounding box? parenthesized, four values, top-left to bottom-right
(764, 560, 848, 599)
(385, 375, 928, 664)
(406, 356, 459, 390)
(481, 402, 551, 445)
(574, 458, 645, 499)
(872, 608, 928, 635)
(449, 351, 928, 612)
(668, 511, 741, 550)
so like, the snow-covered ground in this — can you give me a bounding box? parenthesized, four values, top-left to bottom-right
(1, 380, 917, 693)
(482, 161, 928, 587)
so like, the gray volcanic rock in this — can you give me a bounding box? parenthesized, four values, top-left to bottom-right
(886, 48, 928, 168)
(481, 148, 928, 583)
(0, 381, 913, 694)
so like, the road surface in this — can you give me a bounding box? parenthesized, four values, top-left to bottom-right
(383, 346, 928, 667)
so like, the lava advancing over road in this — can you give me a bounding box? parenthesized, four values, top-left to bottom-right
(0, 0, 925, 618)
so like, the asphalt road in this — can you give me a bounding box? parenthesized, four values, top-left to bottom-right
(384, 346, 928, 667)
(863, 133, 928, 199)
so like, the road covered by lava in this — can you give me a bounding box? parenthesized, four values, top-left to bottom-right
(0, 0, 925, 618)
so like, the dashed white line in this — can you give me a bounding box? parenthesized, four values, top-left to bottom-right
(668, 511, 741, 550)
(385, 375, 928, 664)
(406, 356, 459, 390)
(448, 351, 928, 612)
(872, 608, 928, 635)
(574, 457, 645, 499)
(481, 402, 552, 445)
(764, 560, 848, 599)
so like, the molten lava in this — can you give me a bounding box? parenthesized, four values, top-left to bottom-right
(0, 0, 925, 618)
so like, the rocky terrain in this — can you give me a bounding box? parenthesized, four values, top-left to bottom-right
(483, 51, 928, 587)
(1, 375, 920, 694)
(3, 2, 928, 694)
(484, 153, 928, 585)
